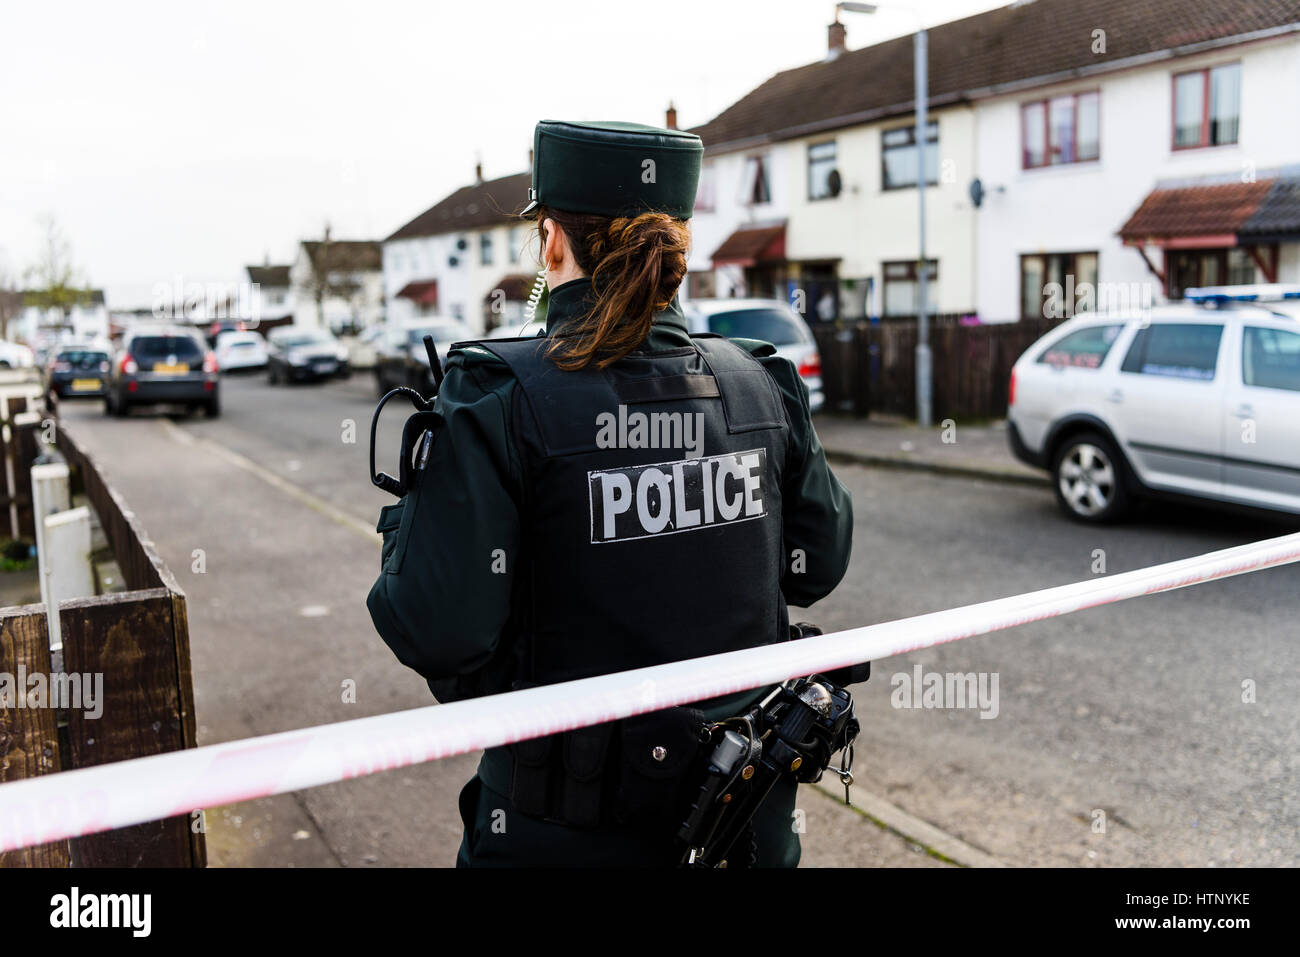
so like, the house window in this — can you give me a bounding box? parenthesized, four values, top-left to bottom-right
(740, 155, 771, 205)
(1020, 252, 1098, 319)
(508, 227, 523, 263)
(1167, 247, 1258, 299)
(480, 233, 493, 266)
(881, 121, 938, 190)
(1021, 91, 1099, 168)
(808, 141, 838, 200)
(1173, 63, 1240, 149)
(695, 163, 716, 212)
(882, 260, 938, 317)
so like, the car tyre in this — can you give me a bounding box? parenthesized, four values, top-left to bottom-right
(204, 396, 220, 419)
(112, 395, 130, 418)
(1052, 431, 1131, 523)
(268, 363, 280, 385)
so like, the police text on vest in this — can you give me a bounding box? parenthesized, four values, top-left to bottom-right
(589, 449, 766, 543)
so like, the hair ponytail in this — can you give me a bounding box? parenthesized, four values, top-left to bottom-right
(536, 206, 690, 370)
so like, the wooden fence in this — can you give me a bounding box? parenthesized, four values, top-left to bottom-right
(0, 418, 204, 867)
(812, 317, 1060, 421)
(0, 373, 43, 541)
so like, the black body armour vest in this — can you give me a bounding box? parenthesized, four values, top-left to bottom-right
(478, 333, 790, 688)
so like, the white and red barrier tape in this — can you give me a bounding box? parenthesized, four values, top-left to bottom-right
(2, 530, 1299, 853)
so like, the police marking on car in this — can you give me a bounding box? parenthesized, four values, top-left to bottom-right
(589, 449, 766, 543)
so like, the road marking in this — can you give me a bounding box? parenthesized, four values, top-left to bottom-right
(812, 780, 1006, 868)
(159, 418, 380, 545)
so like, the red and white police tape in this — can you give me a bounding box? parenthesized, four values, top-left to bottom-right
(2, 529, 1299, 853)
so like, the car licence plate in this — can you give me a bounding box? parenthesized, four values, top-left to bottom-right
(71, 378, 102, 391)
(312, 361, 336, 374)
(153, 362, 190, 374)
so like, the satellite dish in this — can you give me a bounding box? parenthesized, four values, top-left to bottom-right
(448, 256, 459, 267)
(456, 237, 469, 251)
(969, 178, 985, 209)
(827, 169, 842, 197)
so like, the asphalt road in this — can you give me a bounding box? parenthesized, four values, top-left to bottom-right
(53, 371, 1300, 867)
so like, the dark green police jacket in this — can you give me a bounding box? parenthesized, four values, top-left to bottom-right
(366, 277, 854, 827)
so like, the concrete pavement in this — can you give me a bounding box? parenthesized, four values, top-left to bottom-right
(814, 413, 1046, 486)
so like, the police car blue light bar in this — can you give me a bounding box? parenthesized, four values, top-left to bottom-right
(1185, 283, 1300, 303)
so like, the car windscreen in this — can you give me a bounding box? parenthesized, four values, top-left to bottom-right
(279, 333, 334, 348)
(706, 308, 806, 346)
(130, 336, 205, 360)
(406, 325, 462, 345)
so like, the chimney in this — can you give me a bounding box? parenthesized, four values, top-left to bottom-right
(665, 102, 678, 130)
(323, 223, 331, 243)
(827, 18, 847, 59)
(475, 160, 484, 183)
(528, 148, 534, 168)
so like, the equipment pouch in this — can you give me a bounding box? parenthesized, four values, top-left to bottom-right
(508, 733, 554, 820)
(558, 722, 617, 828)
(376, 502, 404, 570)
(614, 707, 708, 826)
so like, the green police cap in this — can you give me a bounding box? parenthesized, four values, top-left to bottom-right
(521, 120, 703, 221)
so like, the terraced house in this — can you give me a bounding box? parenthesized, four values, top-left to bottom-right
(383, 167, 539, 336)
(685, 0, 1300, 323)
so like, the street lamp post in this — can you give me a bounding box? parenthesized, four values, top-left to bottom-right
(836, 2, 932, 426)
(913, 24, 931, 427)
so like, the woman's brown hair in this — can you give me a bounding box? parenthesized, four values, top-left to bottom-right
(535, 205, 690, 370)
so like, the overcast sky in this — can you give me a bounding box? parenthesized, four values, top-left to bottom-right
(1, 0, 1007, 308)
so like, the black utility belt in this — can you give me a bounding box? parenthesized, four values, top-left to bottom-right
(506, 626, 865, 868)
(507, 703, 709, 831)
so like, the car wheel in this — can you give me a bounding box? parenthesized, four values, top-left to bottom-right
(113, 395, 130, 418)
(204, 396, 220, 418)
(1052, 431, 1130, 523)
(268, 364, 279, 385)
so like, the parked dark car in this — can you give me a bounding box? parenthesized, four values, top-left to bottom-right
(44, 344, 112, 400)
(374, 319, 469, 397)
(105, 327, 220, 418)
(266, 327, 351, 384)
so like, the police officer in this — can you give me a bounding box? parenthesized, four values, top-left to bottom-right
(367, 119, 853, 867)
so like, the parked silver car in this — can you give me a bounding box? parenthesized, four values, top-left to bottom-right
(682, 299, 824, 412)
(1008, 285, 1300, 522)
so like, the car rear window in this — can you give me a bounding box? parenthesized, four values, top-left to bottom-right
(706, 308, 806, 346)
(1243, 326, 1300, 392)
(56, 350, 109, 365)
(131, 335, 204, 360)
(1037, 324, 1123, 369)
(1120, 323, 1223, 381)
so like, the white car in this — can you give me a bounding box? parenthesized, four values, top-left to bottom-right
(1008, 285, 1300, 523)
(343, 324, 386, 370)
(0, 339, 36, 369)
(214, 330, 268, 371)
(682, 299, 824, 412)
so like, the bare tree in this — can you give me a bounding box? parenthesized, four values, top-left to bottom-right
(0, 250, 22, 342)
(300, 225, 362, 332)
(23, 215, 93, 337)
